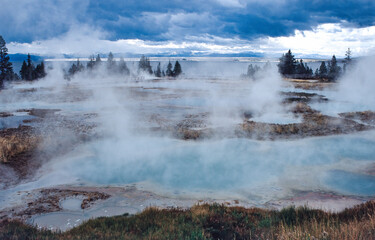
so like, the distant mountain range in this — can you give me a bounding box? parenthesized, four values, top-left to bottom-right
(9, 52, 358, 62)
(9, 54, 44, 62)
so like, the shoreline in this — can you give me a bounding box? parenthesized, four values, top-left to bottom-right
(1, 184, 373, 231)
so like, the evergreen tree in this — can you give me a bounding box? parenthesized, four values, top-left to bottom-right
(277, 49, 297, 75)
(76, 59, 84, 72)
(0, 35, 14, 86)
(301, 63, 313, 77)
(34, 61, 46, 79)
(68, 63, 78, 76)
(318, 61, 328, 78)
(155, 62, 161, 77)
(345, 48, 351, 62)
(296, 59, 306, 75)
(172, 61, 182, 77)
(162, 70, 165, 77)
(343, 48, 352, 73)
(20, 60, 28, 80)
(263, 61, 271, 71)
(87, 55, 95, 69)
(25, 54, 35, 80)
(95, 54, 102, 67)
(107, 52, 116, 71)
(328, 55, 341, 80)
(19, 54, 46, 80)
(68, 59, 84, 76)
(247, 64, 260, 79)
(118, 57, 130, 75)
(166, 61, 173, 77)
(314, 68, 319, 78)
(138, 55, 153, 74)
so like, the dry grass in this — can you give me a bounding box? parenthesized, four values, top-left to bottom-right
(278, 213, 375, 240)
(0, 130, 40, 163)
(339, 111, 375, 125)
(2, 201, 375, 239)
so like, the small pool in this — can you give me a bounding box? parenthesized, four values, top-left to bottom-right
(0, 114, 35, 129)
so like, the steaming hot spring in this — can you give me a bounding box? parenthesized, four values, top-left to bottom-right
(0, 59, 375, 231)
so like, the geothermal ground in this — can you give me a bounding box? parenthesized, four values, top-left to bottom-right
(1, 68, 375, 231)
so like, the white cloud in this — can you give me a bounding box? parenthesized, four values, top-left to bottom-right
(7, 22, 375, 58)
(214, 0, 245, 8)
(0, 0, 89, 41)
(265, 22, 375, 57)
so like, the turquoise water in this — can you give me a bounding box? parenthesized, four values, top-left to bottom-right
(56, 132, 375, 196)
(324, 170, 375, 196)
(0, 115, 35, 129)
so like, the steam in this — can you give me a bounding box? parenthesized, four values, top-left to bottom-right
(311, 55, 375, 115)
(1, 58, 375, 205)
(336, 56, 375, 110)
(246, 65, 284, 118)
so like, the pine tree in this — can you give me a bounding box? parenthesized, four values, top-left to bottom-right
(0, 35, 14, 86)
(263, 61, 271, 71)
(34, 61, 46, 79)
(307, 64, 313, 76)
(166, 61, 173, 77)
(314, 68, 319, 78)
(155, 62, 161, 77)
(68, 59, 84, 76)
(173, 61, 182, 77)
(343, 48, 352, 73)
(247, 64, 260, 79)
(19, 54, 46, 80)
(345, 48, 351, 62)
(26, 54, 35, 81)
(328, 55, 341, 80)
(318, 61, 327, 79)
(277, 49, 297, 75)
(118, 57, 130, 75)
(138, 55, 153, 74)
(20, 60, 27, 80)
(68, 63, 78, 76)
(87, 55, 95, 69)
(296, 59, 306, 75)
(76, 59, 84, 72)
(95, 54, 102, 67)
(107, 52, 116, 71)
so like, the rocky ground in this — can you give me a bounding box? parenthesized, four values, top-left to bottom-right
(0, 188, 110, 222)
(239, 104, 373, 140)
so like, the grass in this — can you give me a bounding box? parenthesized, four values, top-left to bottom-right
(0, 126, 39, 164)
(0, 134, 39, 163)
(1, 201, 375, 239)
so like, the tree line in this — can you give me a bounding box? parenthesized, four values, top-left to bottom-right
(242, 61, 271, 79)
(20, 54, 46, 81)
(1, 34, 183, 89)
(138, 55, 182, 77)
(277, 49, 352, 81)
(67, 53, 182, 79)
(67, 53, 130, 77)
(0, 35, 46, 88)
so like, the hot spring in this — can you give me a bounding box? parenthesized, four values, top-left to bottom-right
(1, 59, 375, 214)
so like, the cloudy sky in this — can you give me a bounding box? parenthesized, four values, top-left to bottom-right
(1, 0, 375, 58)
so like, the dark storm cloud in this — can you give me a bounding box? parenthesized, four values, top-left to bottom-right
(1, 0, 374, 43)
